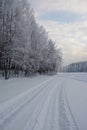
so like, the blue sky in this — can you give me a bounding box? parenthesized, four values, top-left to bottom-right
(39, 11, 81, 23)
(29, 0, 87, 65)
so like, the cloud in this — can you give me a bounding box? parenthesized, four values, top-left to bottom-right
(30, 0, 87, 16)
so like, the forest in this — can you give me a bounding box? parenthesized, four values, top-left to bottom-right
(0, 0, 62, 79)
(63, 61, 87, 72)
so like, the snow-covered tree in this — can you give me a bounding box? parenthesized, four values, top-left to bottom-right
(0, 0, 62, 79)
(62, 61, 87, 72)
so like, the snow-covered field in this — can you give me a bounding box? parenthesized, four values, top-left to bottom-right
(0, 73, 87, 130)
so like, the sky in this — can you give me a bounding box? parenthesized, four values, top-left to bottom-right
(29, 0, 87, 65)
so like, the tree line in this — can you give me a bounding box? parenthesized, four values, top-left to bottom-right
(62, 61, 87, 72)
(0, 0, 62, 79)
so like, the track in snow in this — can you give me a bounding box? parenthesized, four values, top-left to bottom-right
(0, 76, 79, 130)
(59, 82, 79, 130)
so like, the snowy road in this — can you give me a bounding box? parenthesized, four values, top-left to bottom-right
(0, 73, 87, 130)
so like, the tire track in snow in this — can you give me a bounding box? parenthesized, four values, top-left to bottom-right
(63, 86, 79, 130)
(31, 79, 63, 130)
(42, 84, 59, 130)
(0, 77, 54, 130)
(23, 80, 56, 130)
(24, 77, 60, 130)
(59, 82, 70, 130)
(59, 81, 79, 130)
(5, 77, 54, 130)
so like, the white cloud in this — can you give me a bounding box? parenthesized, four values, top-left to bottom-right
(30, 0, 87, 16)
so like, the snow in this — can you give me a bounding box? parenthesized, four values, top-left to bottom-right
(0, 75, 52, 103)
(0, 73, 87, 130)
(65, 78, 87, 130)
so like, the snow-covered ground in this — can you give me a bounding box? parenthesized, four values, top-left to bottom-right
(0, 73, 87, 130)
